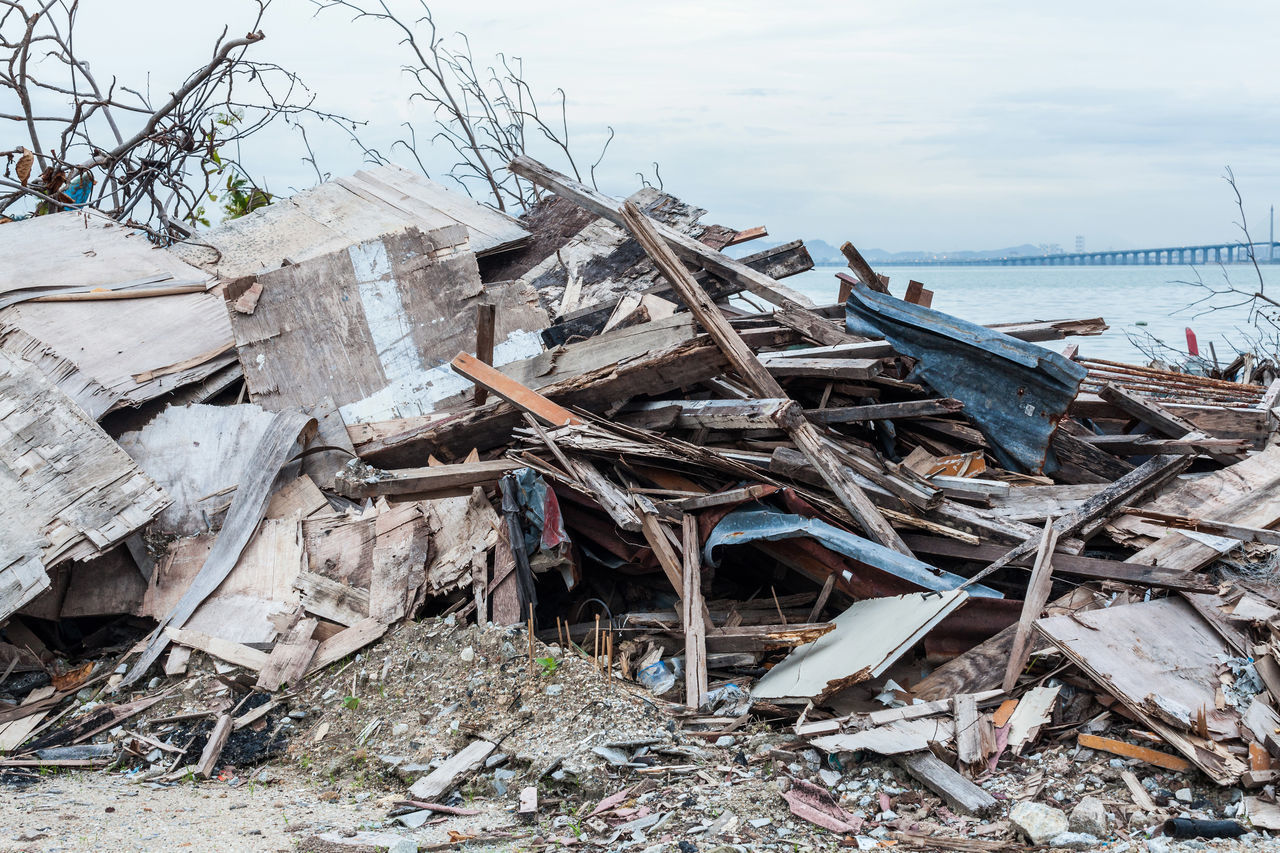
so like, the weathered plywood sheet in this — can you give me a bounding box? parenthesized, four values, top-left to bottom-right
(0, 212, 208, 298)
(0, 349, 168, 619)
(0, 293, 236, 420)
(117, 403, 279, 536)
(228, 225, 547, 423)
(143, 521, 304, 645)
(171, 165, 530, 279)
(753, 590, 968, 702)
(1107, 446, 1280, 546)
(1037, 597, 1247, 784)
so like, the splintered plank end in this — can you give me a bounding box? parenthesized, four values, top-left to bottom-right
(1077, 733, 1193, 773)
(450, 352, 583, 427)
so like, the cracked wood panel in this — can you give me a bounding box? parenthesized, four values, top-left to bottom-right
(170, 165, 531, 279)
(0, 294, 236, 422)
(117, 403, 280, 536)
(227, 225, 548, 423)
(1036, 597, 1248, 785)
(0, 349, 168, 620)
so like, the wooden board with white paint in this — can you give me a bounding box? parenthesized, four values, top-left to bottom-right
(752, 590, 968, 702)
(226, 225, 548, 422)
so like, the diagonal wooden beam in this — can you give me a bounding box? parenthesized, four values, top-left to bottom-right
(619, 200, 910, 555)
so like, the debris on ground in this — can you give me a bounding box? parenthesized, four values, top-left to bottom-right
(4, 156, 1280, 852)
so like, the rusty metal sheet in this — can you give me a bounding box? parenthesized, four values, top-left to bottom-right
(845, 282, 1087, 474)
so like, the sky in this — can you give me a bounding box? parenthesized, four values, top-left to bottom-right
(62, 0, 1280, 252)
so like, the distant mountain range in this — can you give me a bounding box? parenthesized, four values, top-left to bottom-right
(801, 239, 1058, 265)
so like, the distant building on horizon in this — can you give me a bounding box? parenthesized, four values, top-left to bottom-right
(1075, 235, 1085, 252)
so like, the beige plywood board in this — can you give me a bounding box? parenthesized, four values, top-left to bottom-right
(171, 165, 529, 279)
(752, 590, 968, 702)
(1037, 597, 1248, 784)
(227, 225, 547, 423)
(0, 349, 168, 620)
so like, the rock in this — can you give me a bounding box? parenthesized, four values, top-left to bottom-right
(818, 769, 841, 787)
(1049, 832, 1102, 850)
(1009, 801, 1070, 845)
(714, 736, 735, 748)
(459, 646, 475, 662)
(1145, 839, 1172, 853)
(546, 684, 563, 696)
(386, 840, 418, 853)
(1069, 796, 1109, 838)
(391, 723, 409, 737)
(1175, 787, 1193, 803)
(1128, 811, 1149, 828)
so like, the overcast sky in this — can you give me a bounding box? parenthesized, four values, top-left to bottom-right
(71, 0, 1280, 252)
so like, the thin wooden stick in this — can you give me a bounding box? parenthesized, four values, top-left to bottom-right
(593, 614, 601, 672)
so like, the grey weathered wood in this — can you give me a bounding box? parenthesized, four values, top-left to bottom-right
(682, 514, 708, 710)
(805, 398, 964, 424)
(227, 225, 547, 423)
(256, 617, 319, 692)
(619, 201, 909, 554)
(0, 350, 168, 622)
(759, 355, 883, 381)
(123, 410, 314, 688)
(294, 572, 371, 627)
(620, 398, 793, 430)
(952, 694, 985, 774)
(408, 740, 496, 801)
(961, 450, 1193, 590)
(306, 617, 387, 676)
(196, 714, 233, 779)
(896, 751, 998, 816)
(1002, 520, 1059, 692)
(335, 459, 520, 499)
(1100, 382, 1246, 464)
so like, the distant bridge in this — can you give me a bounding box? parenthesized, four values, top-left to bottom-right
(888, 241, 1280, 267)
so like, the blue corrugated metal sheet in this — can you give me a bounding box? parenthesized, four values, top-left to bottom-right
(703, 505, 1003, 598)
(845, 282, 1087, 474)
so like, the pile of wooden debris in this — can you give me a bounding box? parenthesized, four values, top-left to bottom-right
(4, 154, 1280, 846)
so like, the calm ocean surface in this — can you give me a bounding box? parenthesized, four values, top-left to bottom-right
(780, 264, 1278, 363)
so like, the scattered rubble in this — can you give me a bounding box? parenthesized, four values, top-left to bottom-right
(3, 156, 1280, 852)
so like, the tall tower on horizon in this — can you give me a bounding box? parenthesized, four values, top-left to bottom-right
(1075, 235, 1085, 253)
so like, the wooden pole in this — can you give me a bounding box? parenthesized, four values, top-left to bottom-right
(681, 513, 709, 710)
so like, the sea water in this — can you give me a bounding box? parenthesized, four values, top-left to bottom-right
(779, 263, 1278, 363)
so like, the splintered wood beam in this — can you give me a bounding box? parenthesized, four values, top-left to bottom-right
(1002, 520, 1059, 692)
(805, 398, 964, 424)
(450, 352, 584, 427)
(195, 714, 232, 779)
(335, 459, 520, 499)
(1118, 507, 1280, 547)
(1099, 382, 1247, 464)
(896, 751, 997, 816)
(1076, 733, 1193, 773)
(474, 303, 496, 406)
(960, 450, 1193, 590)
(619, 200, 910, 555)
(726, 225, 768, 247)
(839, 244, 890, 294)
(682, 514, 708, 710)
(507, 155, 868, 346)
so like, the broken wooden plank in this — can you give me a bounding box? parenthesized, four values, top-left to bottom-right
(163, 627, 269, 671)
(1002, 520, 1059, 692)
(759, 355, 884, 381)
(897, 751, 998, 816)
(306, 617, 388, 676)
(901, 534, 1214, 592)
(1118, 507, 1280, 548)
(451, 351, 583, 427)
(953, 693, 985, 774)
(407, 739, 496, 801)
(336, 459, 520, 499)
(805, 398, 964, 423)
(256, 618, 319, 692)
(682, 514, 708, 710)
(620, 398, 794, 430)
(1100, 382, 1246, 464)
(1077, 733, 1193, 773)
(195, 714, 233, 779)
(294, 572, 370, 627)
(474, 302, 496, 406)
(1005, 685, 1060, 754)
